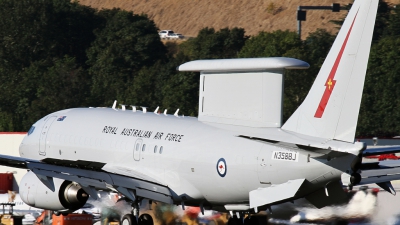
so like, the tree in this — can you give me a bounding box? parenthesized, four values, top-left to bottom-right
(87, 9, 167, 106)
(384, 3, 400, 37)
(283, 29, 335, 121)
(0, 0, 99, 131)
(238, 30, 302, 58)
(357, 36, 400, 136)
(0, 0, 98, 70)
(19, 56, 90, 130)
(179, 27, 248, 60)
(161, 53, 199, 116)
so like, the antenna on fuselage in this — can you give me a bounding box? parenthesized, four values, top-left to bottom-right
(112, 100, 117, 110)
(120, 104, 126, 111)
(163, 109, 168, 116)
(130, 106, 137, 112)
(174, 109, 180, 117)
(141, 107, 147, 113)
(154, 106, 159, 114)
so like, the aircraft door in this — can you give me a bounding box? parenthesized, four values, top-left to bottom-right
(39, 116, 57, 156)
(133, 139, 143, 161)
(257, 145, 275, 184)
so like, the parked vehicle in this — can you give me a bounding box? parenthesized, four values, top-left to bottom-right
(158, 30, 174, 39)
(166, 33, 180, 39)
(175, 33, 185, 39)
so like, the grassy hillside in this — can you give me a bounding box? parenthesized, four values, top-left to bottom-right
(77, 0, 399, 38)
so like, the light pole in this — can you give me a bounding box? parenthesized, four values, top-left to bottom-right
(297, 3, 341, 39)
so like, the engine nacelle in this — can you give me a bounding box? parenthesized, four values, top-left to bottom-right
(20, 171, 88, 211)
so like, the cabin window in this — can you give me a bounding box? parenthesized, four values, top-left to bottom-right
(154, 145, 158, 153)
(27, 126, 35, 136)
(159, 146, 163, 154)
(142, 144, 146, 152)
(136, 143, 140, 151)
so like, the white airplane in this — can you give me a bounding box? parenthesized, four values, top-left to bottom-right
(0, 0, 399, 225)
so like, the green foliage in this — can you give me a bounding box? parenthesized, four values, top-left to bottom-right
(331, 0, 391, 42)
(238, 30, 302, 58)
(0, 0, 98, 131)
(161, 53, 199, 116)
(87, 9, 167, 106)
(179, 27, 248, 60)
(373, 0, 391, 41)
(283, 29, 335, 121)
(0, 0, 98, 69)
(357, 36, 400, 136)
(384, 4, 400, 37)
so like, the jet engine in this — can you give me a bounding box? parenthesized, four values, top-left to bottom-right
(20, 171, 88, 211)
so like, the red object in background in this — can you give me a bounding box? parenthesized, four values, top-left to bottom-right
(378, 154, 399, 161)
(0, 173, 13, 193)
(365, 153, 400, 161)
(185, 207, 201, 219)
(52, 213, 93, 225)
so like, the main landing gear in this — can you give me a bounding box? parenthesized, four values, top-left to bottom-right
(119, 198, 154, 225)
(121, 213, 154, 225)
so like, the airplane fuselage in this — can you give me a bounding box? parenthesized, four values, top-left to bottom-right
(19, 108, 358, 209)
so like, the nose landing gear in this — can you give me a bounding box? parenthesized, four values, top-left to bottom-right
(348, 173, 361, 190)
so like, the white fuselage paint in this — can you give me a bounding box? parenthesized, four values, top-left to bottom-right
(19, 108, 357, 206)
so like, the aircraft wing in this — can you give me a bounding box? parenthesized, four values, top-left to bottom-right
(0, 154, 40, 169)
(358, 160, 400, 195)
(0, 154, 173, 204)
(362, 145, 400, 156)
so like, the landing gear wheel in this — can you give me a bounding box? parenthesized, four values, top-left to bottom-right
(350, 173, 361, 185)
(138, 214, 154, 225)
(121, 214, 137, 225)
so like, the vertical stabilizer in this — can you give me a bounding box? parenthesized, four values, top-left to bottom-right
(282, 0, 378, 142)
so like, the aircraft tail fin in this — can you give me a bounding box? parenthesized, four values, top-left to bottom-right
(282, 0, 378, 143)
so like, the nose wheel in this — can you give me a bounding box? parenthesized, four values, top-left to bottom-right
(348, 173, 361, 190)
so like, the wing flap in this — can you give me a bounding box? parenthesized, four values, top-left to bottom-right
(359, 160, 400, 186)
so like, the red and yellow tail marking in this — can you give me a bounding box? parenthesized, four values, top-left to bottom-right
(314, 11, 359, 118)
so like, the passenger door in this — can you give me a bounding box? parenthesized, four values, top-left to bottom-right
(39, 116, 57, 156)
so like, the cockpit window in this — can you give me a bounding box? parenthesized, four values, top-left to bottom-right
(27, 126, 35, 136)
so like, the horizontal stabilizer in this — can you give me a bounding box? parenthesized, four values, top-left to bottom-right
(249, 179, 305, 209)
(376, 181, 396, 195)
(360, 161, 400, 187)
(362, 145, 400, 156)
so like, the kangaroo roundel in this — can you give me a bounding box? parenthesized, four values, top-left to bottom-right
(216, 158, 227, 177)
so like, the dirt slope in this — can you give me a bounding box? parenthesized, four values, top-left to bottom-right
(78, 0, 400, 38)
